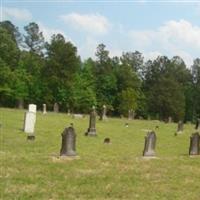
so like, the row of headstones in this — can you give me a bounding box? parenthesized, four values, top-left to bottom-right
(23, 105, 200, 157)
(61, 126, 200, 157)
(43, 103, 107, 120)
(23, 105, 101, 140)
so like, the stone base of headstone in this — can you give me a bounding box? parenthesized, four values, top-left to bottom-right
(52, 155, 80, 162)
(142, 156, 158, 160)
(86, 128, 97, 136)
(27, 135, 35, 140)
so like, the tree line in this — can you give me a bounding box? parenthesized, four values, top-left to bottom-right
(0, 20, 200, 122)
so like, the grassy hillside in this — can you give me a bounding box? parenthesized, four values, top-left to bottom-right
(1, 108, 200, 200)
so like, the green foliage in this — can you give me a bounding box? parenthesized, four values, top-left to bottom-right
(0, 20, 200, 120)
(118, 88, 139, 116)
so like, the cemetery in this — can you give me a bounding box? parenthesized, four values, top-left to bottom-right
(1, 107, 200, 200)
(1, 2, 200, 199)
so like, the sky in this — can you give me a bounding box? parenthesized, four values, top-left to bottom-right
(1, 0, 200, 67)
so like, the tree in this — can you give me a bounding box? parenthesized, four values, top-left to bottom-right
(0, 25, 20, 69)
(24, 22, 45, 55)
(44, 34, 81, 109)
(118, 88, 139, 116)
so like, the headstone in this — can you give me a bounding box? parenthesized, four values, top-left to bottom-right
(104, 138, 111, 144)
(60, 125, 76, 156)
(85, 106, 97, 136)
(67, 109, 71, 116)
(72, 114, 83, 118)
(128, 109, 134, 120)
(168, 116, 172, 123)
(195, 118, 200, 130)
(53, 102, 59, 113)
(43, 104, 47, 114)
(143, 131, 156, 157)
(23, 111, 36, 140)
(18, 99, 24, 109)
(28, 104, 37, 113)
(177, 120, 184, 133)
(189, 132, 200, 156)
(100, 105, 107, 120)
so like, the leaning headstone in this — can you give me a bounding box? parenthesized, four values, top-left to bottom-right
(43, 104, 47, 114)
(100, 105, 107, 120)
(195, 118, 200, 130)
(28, 104, 37, 113)
(53, 102, 59, 113)
(85, 106, 97, 136)
(189, 132, 200, 156)
(176, 120, 184, 134)
(60, 125, 76, 156)
(143, 131, 156, 157)
(23, 111, 36, 140)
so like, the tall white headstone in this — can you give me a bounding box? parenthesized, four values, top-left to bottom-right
(24, 111, 36, 134)
(28, 104, 37, 113)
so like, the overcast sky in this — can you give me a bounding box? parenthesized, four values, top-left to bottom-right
(1, 0, 200, 67)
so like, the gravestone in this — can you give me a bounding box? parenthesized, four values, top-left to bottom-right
(177, 120, 184, 133)
(85, 106, 97, 136)
(28, 104, 37, 113)
(100, 105, 107, 120)
(23, 111, 36, 140)
(189, 132, 200, 156)
(60, 125, 76, 156)
(43, 104, 47, 114)
(128, 109, 134, 120)
(168, 116, 172, 123)
(195, 118, 200, 130)
(143, 131, 156, 157)
(104, 138, 111, 144)
(54, 103, 59, 113)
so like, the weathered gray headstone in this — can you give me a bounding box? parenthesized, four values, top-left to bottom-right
(100, 105, 107, 120)
(28, 104, 37, 113)
(143, 131, 156, 157)
(43, 104, 47, 114)
(23, 111, 36, 140)
(195, 118, 200, 130)
(85, 106, 97, 136)
(189, 132, 200, 156)
(177, 120, 184, 133)
(60, 125, 76, 156)
(53, 103, 59, 113)
(18, 99, 24, 109)
(128, 109, 134, 120)
(168, 116, 172, 123)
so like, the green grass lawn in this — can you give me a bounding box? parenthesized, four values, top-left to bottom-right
(1, 108, 200, 200)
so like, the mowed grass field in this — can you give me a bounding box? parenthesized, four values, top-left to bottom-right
(1, 108, 200, 200)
